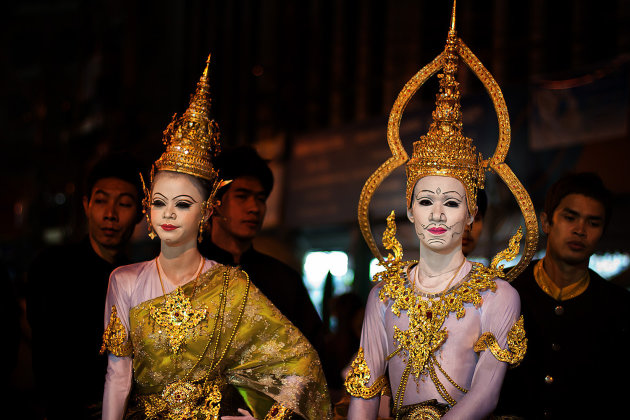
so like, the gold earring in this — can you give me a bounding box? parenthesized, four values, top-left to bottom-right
(144, 207, 157, 240)
(140, 171, 156, 240)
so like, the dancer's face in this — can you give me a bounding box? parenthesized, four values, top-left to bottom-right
(407, 176, 473, 253)
(150, 172, 209, 247)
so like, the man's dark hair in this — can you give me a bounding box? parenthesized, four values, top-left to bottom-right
(84, 153, 144, 220)
(214, 146, 274, 199)
(544, 172, 612, 227)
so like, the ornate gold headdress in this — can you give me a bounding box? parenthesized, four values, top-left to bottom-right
(155, 53, 221, 181)
(358, 0, 538, 281)
(141, 53, 228, 240)
(405, 21, 484, 214)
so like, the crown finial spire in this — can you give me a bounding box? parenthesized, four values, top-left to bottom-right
(154, 52, 221, 181)
(450, 0, 457, 34)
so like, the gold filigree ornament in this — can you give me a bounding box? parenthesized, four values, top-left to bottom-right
(264, 402, 293, 420)
(150, 287, 208, 353)
(100, 305, 133, 357)
(139, 53, 232, 241)
(150, 256, 209, 353)
(345, 347, 389, 399)
(474, 315, 527, 367)
(140, 268, 251, 419)
(357, 0, 538, 282)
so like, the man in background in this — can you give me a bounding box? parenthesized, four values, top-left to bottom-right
(462, 189, 487, 256)
(497, 172, 630, 419)
(27, 154, 143, 419)
(199, 146, 325, 355)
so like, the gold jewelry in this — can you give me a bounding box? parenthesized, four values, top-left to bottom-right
(376, 212, 507, 414)
(150, 257, 207, 353)
(141, 268, 251, 419)
(412, 258, 466, 298)
(156, 54, 221, 182)
(198, 199, 210, 243)
(357, 0, 538, 282)
(147, 53, 232, 220)
(474, 315, 527, 367)
(140, 171, 157, 240)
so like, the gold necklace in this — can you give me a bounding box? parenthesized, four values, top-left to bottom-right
(147, 268, 252, 419)
(412, 259, 466, 298)
(150, 257, 208, 353)
(156, 256, 205, 294)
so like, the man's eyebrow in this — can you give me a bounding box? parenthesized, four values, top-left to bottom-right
(234, 187, 265, 195)
(93, 189, 110, 197)
(560, 207, 604, 221)
(119, 192, 137, 200)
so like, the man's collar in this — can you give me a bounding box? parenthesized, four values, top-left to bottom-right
(534, 259, 590, 301)
(201, 239, 257, 266)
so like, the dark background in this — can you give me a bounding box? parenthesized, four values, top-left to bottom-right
(3, 0, 630, 413)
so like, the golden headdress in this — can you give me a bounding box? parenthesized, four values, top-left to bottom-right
(141, 53, 227, 240)
(405, 22, 484, 214)
(155, 53, 221, 181)
(358, 0, 538, 281)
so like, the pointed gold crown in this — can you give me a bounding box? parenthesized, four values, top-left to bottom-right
(155, 54, 221, 181)
(358, 0, 539, 281)
(405, 8, 483, 214)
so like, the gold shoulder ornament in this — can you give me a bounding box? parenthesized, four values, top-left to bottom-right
(100, 305, 132, 357)
(344, 347, 389, 399)
(357, 0, 538, 282)
(474, 315, 527, 367)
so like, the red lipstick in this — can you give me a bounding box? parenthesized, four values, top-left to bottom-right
(161, 224, 177, 231)
(428, 227, 447, 235)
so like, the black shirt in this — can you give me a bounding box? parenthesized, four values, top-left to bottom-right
(27, 237, 130, 419)
(496, 261, 630, 419)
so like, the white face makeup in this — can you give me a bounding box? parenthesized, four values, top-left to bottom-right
(150, 172, 207, 247)
(407, 175, 473, 253)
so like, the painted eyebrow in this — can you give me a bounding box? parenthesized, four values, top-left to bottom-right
(442, 190, 464, 198)
(418, 189, 463, 198)
(151, 192, 197, 202)
(173, 194, 197, 202)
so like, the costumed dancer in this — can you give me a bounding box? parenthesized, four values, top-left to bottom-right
(101, 54, 331, 420)
(345, 2, 538, 419)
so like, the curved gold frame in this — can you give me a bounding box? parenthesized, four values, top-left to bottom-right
(358, 37, 538, 281)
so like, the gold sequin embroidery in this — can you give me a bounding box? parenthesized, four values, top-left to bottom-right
(100, 305, 132, 357)
(344, 347, 389, 399)
(264, 402, 292, 419)
(474, 315, 527, 367)
(149, 287, 208, 353)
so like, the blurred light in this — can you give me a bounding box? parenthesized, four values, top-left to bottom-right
(43, 228, 64, 244)
(54, 193, 66, 205)
(369, 258, 385, 280)
(303, 251, 352, 315)
(589, 253, 630, 280)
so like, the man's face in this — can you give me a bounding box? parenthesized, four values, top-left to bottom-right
(83, 177, 139, 251)
(213, 176, 267, 242)
(542, 193, 605, 265)
(462, 212, 484, 256)
(407, 176, 472, 254)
